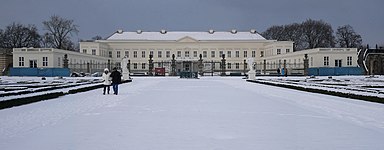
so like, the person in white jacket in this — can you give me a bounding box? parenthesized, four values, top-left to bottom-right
(102, 68, 112, 95)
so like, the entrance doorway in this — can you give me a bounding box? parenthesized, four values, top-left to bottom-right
(29, 60, 37, 68)
(183, 62, 191, 72)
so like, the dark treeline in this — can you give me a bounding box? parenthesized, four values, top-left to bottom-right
(0, 15, 79, 51)
(0, 18, 376, 51)
(262, 19, 363, 51)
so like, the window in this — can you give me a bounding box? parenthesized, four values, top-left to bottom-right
(166, 51, 170, 58)
(203, 51, 207, 58)
(286, 49, 290, 53)
(210, 51, 215, 58)
(142, 63, 146, 69)
(30, 60, 37, 68)
(260, 51, 264, 57)
(219, 51, 223, 57)
(324, 56, 329, 66)
(43, 57, 48, 66)
(58, 57, 61, 67)
(235, 51, 240, 58)
(150, 51, 154, 56)
(177, 51, 181, 57)
(116, 62, 121, 68)
(142, 51, 146, 58)
(277, 49, 281, 55)
(108, 51, 112, 58)
(227, 51, 232, 58)
(251, 51, 256, 57)
(310, 57, 313, 66)
(335, 59, 342, 67)
(227, 63, 232, 69)
(19, 57, 24, 66)
(92, 49, 96, 55)
(158, 51, 162, 58)
(193, 51, 198, 58)
(133, 51, 138, 58)
(82, 49, 87, 54)
(235, 63, 240, 69)
(347, 56, 352, 66)
(185, 51, 190, 58)
(117, 51, 121, 58)
(125, 51, 129, 58)
(244, 51, 248, 58)
(133, 63, 137, 69)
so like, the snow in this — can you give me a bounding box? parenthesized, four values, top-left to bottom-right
(253, 76, 384, 98)
(1, 76, 384, 150)
(0, 76, 102, 102)
(107, 31, 266, 41)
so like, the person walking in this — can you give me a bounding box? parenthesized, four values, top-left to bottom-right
(110, 67, 122, 95)
(102, 68, 111, 95)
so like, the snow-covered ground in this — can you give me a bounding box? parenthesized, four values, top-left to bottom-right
(1, 77, 384, 150)
(253, 76, 384, 98)
(0, 76, 102, 102)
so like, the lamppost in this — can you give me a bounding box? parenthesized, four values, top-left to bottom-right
(221, 54, 226, 76)
(148, 54, 154, 76)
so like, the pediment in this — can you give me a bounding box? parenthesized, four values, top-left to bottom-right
(177, 36, 198, 43)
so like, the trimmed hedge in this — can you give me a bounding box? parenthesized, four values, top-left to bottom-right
(0, 92, 65, 109)
(247, 79, 384, 104)
(0, 79, 132, 110)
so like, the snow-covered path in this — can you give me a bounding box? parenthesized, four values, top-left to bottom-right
(1, 77, 384, 150)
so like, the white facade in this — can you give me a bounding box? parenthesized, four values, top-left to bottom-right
(258, 47, 358, 67)
(13, 48, 109, 69)
(80, 30, 293, 73)
(255, 47, 358, 75)
(12, 30, 360, 76)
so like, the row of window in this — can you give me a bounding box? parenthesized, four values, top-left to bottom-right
(18, 56, 106, 68)
(18, 57, 49, 67)
(82, 49, 97, 55)
(276, 49, 291, 55)
(130, 63, 245, 70)
(84, 48, 290, 58)
(324, 56, 353, 67)
(110, 50, 259, 59)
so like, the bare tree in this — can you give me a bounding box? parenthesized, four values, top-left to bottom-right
(0, 22, 41, 49)
(42, 15, 79, 50)
(0, 29, 4, 48)
(262, 23, 305, 51)
(262, 25, 285, 41)
(301, 19, 335, 49)
(336, 25, 362, 48)
(41, 33, 54, 48)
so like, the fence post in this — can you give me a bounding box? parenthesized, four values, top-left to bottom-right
(243, 59, 247, 75)
(283, 59, 287, 77)
(198, 54, 203, 76)
(220, 54, 226, 76)
(171, 54, 176, 76)
(304, 54, 309, 76)
(263, 59, 266, 75)
(63, 54, 69, 68)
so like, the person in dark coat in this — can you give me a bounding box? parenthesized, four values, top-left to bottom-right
(110, 67, 122, 95)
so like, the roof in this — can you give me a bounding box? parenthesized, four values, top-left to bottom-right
(106, 30, 266, 41)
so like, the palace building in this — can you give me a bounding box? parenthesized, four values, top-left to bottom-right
(79, 29, 293, 75)
(11, 29, 362, 76)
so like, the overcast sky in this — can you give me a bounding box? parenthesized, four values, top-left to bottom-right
(1, 0, 383, 46)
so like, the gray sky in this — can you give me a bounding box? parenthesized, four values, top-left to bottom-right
(1, 0, 383, 46)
